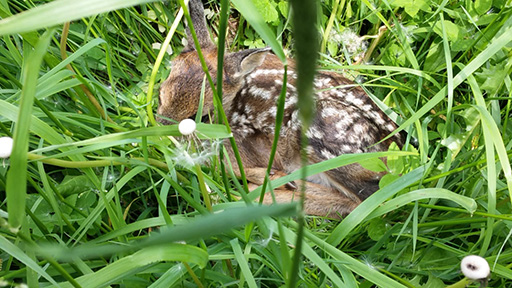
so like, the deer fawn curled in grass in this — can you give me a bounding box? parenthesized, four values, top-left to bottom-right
(158, 0, 403, 218)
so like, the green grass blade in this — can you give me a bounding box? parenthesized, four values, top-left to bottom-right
(468, 75, 512, 207)
(381, 23, 512, 142)
(277, 222, 346, 287)
(327, 166, 426, 246)
(0, 0, 160, 36)
(0, 235, 60, 286)
(367, 188, 477, 219)
(281, 222, 407, 287)
(248, 151, 416, 200)
(230, 238, 257, 288)
(69, 166, 147, 243)
(439, 13, 454, 135)
(146, 1, 185, 126)
(39, 38, 107, 83)
(30, 123, 230, 157)
(6, 29, 54, 229)
(58, 244, 208, 288)
(39, 204, 297, 261)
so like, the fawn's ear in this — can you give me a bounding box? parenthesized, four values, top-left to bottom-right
(184, 0, 215, 51)
(225, 48, 271, 79)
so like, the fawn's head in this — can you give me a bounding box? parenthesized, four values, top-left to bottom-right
(157, 0, 269, 123)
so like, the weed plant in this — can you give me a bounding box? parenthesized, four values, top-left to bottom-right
(0, 0, 512, 287)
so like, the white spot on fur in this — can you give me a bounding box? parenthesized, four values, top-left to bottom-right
(341, 144, 353, 152)
(275, 79, 297, 93)
(320, 149, 336, 159)
(314, 77, 332, 88)
(231, 112, 254, 136)
(269, 106, 277, 117)
(321, 107, 339, 118)
(335, 114, 353, 131)
(306, 127, 324, 139)
(345, 92, 364, 106)
(361, 104, 373, 111)
(250, 69, 286, 79)
(353, 123, 366, 134)
(248, 86, 272, 99)
(288, 110, 301, 131)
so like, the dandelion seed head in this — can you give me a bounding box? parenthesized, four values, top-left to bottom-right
(0, 137, 13, 159)
(106, 172, 118, 183)
(329, 29, 343, 44)
(398, 23, 417, 43)
(340, 29, 368, 55)
(252, 226, 274, 248)
(171, 139, 221, 169)
(179, 119, 197, 135)
(461, 255, 490, 280)
(360, 254, 376, 270)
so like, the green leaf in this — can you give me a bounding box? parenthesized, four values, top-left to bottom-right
(250, 0, 278, 24)
(389, 0, 430, 17)
(424, 274, 446, 287)
(386, 142, 405, 175)
(135, 52, 150, 75)
(367, 218, 387, 241)
(433, 20, 461, 42)
(232, 0, 286, 63)
(359, 157, 388, 173)
(381, 43, 406, 66)
(277, 0, 289, 18)
(58, 175, 96, 197)
(379, 173, 400, 189)
(475, 62, 508, 94)
(474, 0, 493, 15)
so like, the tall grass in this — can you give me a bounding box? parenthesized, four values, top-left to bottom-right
(0, 0, 511, 287)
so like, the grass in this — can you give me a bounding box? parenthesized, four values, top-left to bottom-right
(0, 0, 512, 287)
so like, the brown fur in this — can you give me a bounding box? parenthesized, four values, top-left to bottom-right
(158, 0, 402, 218)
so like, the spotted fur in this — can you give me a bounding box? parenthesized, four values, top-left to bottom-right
(157, 0, 403, 218)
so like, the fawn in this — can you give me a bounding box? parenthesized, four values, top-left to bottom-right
(158, 0, 403, 218)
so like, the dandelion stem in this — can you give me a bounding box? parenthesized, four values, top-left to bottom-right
(195, 164, 212, 212)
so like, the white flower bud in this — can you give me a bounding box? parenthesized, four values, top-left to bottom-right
(178, 119, 196, 136)
(0, 137, 13, 158)
(461, 255, 490, 280)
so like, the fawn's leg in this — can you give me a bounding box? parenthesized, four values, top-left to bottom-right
(245, 167, 360, 219)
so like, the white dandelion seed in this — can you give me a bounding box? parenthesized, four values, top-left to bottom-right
(178, 119, 197, 136)
(170, 139, 222, 169)
(0, 137, 13, 158)
(339, 29, 368, 57)
(461, 255, 490, 280)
